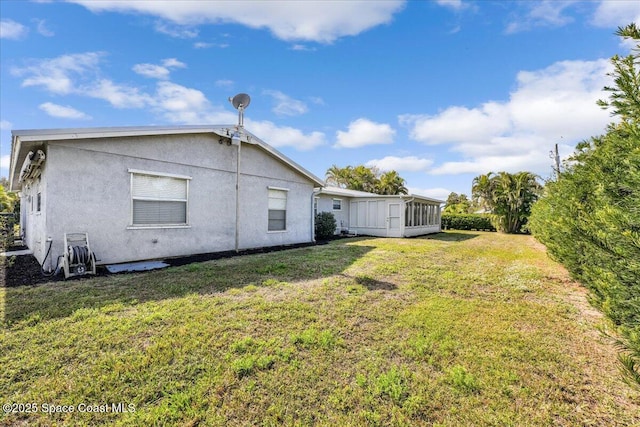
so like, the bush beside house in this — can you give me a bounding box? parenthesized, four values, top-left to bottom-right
(315, 212, 337, 240)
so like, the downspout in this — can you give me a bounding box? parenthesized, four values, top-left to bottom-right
(235, 139, 241, 252)
(231, 134, 242, 252)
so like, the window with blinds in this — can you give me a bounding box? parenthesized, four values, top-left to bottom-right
(131, 172, 189, 226)
(268, 188, 287, 231)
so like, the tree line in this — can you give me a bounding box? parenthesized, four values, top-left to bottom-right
(443, 171, 541, 234)
(325, 165, 408, 195)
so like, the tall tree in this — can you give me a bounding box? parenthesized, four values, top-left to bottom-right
(471, 172, 495, 211)
(324, 165, 408, 195)
(443, 192, 471, 214)
(472, 171, 541, 233)
(325, 164, 351, 188)
(349, 165, 379, 193)
(377, 170, 408, 195)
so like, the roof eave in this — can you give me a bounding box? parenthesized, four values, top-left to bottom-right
(8, 125, 326, 189)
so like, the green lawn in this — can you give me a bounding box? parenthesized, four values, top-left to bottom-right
(1, 231, 638, 426)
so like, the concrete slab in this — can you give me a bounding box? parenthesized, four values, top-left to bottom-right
(105, 260, 170, 273)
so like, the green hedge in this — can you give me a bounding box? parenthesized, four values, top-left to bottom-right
(529, 126, 640, 386)
(315, 212, 337, 240)
(441, 214, 496, 231)
(528, 26, 640, 386)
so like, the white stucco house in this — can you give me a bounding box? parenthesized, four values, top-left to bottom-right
(8, 125, 323, 271)
(315, 187, 443, 238)
(8, 124, 444, 272)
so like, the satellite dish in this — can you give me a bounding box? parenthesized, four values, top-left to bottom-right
(229, 93, 251, 110)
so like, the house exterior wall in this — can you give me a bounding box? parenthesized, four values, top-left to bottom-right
(315, 194, 350, 234)
(315, 193, 442, 238)
(349, 198, 393, 237)
(237, 144, 314, 249)
(37, 133, 315, 267)
(19, 160, 48, 263)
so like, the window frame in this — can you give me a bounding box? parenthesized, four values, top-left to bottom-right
(128, 169, 192, 229)
(332, 198, 343, 211)
(267, 186, 289, 232)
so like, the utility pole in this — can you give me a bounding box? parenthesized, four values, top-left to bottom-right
(549, 143, 560, 179)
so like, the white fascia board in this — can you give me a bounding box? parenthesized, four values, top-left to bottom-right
(8, 134, 22, 191)
(406, 194, 446, 204)
(12, 125, 230, 142)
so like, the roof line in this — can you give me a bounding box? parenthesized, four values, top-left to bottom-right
(9, 125, 325, 189)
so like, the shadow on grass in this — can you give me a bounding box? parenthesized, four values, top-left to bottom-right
(1, 240, 375, 326)
(354, 275, 397, 291)
(422, 232, 480, 242)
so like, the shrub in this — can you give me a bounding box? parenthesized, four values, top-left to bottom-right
(0, 214, 16, 251)
(529, 23, 640, 386)
(315, 212, 337, 240)
(441, 214, 496, 231)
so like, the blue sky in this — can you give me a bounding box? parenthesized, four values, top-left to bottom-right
(1, 1, 638, 199)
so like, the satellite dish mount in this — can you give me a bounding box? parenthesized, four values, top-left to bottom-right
(229, 93, 251, 129)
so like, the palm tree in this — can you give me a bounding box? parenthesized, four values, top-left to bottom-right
(471, 172, 495, 212)
(377, 170, 408, 195)
(472, 171, 541, 233)
(325, 165, 351, 188)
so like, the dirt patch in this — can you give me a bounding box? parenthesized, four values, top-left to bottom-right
(0, 253, 61, 287)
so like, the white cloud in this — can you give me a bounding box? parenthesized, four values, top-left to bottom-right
(407, 186, 450, 201)
(403, 58, 613, 176)
(133, 58, 186, 79)
(0, 120, 12, 130)
(33, 19, 54, 37)
(10, 52, 325, 151)
(133, 63, 171, 79)
(152, 81, 213, 122)
(435, 0, 465, 11)
(1, 155, 11, 172)
(402, 102, 510, 145)
(67, 0, 406, 43)
(335, 118, 396, 148)
(263, 90, 308, 116)
(12, 52, 103, 94)
(89, 79, 152, 108)
(154, 21, 198, 38)
(39, 102, 91, 120)
(195, 42, 229, 49)
(592, 1, 640, 28)
(290, 44, 317, 52)
(247, 120, 326, 150)
(162, 58, 186, 68)
(506, 1, 576, 34)
(1, 19, 28, 39)
(366, 156, 433, 172)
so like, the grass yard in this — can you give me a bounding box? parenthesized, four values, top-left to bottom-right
(1, 231, 638, 426)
